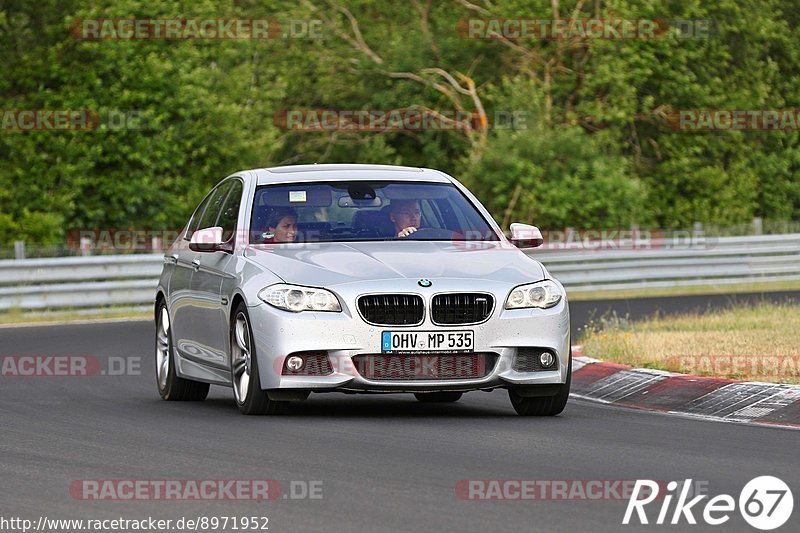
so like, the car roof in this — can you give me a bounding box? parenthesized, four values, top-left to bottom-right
(251, 164, 451, 186)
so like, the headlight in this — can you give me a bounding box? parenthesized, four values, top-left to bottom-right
(504, 280, 563, 310)
(258, 284, 342, 312)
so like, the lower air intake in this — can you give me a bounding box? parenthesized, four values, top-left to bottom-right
(352, 353, 496, 380)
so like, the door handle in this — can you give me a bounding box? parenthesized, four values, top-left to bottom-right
(191, 258, 201, 270)
(170, 253, 179, 263)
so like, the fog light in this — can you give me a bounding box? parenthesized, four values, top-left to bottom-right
(286, 356, 305, 372)
(539, 351, 555, 368)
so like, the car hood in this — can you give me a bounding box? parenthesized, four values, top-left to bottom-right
(244, 241, 545, 287)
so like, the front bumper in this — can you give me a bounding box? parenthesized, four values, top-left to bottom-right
(247, 278, 570, 393)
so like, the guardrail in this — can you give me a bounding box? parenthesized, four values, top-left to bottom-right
(1, 233, 799, 312)
(0, 255, 163, 312)
(535, 233, 800, 292)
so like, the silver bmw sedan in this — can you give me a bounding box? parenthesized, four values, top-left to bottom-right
(155, 164, 571, 415)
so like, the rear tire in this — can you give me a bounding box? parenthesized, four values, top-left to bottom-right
(155, 302, 210, 401)
(508, 355, 571, 416)
(414, 392, 463, 403)
(230, 303, 286, 415)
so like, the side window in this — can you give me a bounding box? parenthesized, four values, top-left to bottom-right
(217, 180, 243, 243)
(195, 182, 233, 234)
(435, 196, 469, 232)
(420, 199, 442, 229)
(185, 193, 213, 241)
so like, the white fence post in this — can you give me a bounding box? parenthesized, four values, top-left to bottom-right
(753, 217, 763, 235)
(79, 237, 92, 257)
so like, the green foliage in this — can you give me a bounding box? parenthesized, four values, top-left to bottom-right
(1, 0, 798, 246)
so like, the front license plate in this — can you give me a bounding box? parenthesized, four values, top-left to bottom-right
(381, 330, 474, 354)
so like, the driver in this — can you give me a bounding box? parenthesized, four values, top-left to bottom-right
(389, 200, 422, 238)
(262, 207, 298, 243)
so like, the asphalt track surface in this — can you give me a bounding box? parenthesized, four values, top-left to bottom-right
(2, 298, 799, 533)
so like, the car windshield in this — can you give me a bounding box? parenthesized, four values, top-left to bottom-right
(249, 180, 499, 243)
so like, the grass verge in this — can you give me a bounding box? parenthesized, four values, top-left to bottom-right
(567, 278, 800, 301)
(579, 302, 800, 384)
(0, 307, 151, 326)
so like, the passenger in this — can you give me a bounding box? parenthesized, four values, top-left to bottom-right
(389, 200, 422, 237)
(263, 207, 298, 243)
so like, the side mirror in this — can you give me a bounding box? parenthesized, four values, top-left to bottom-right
(189, 226, 226, 252)
(509, 223, 543, 248)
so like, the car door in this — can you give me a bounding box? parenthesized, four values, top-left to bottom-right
(169, 190, 215, 356)
(187, 179, 243, 368)
(174, 182, 231, 366)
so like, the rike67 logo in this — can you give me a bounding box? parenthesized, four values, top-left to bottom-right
(624, 476, 793, 530)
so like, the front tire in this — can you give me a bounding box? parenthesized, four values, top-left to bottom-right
(230, 304, 285, 415)
(414, 392, 463, 403)
(508, 355, 571, 416)
(155, 302, 209, 401)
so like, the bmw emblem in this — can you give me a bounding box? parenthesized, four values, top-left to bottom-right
(418, 279, 432, 287)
